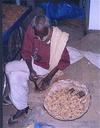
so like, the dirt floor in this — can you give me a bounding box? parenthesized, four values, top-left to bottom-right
(3, 20, 100, 128)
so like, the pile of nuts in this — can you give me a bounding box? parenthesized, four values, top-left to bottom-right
(44, 79, 90, 120)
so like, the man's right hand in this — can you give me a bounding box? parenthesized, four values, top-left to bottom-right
(29, 71, 38, 81)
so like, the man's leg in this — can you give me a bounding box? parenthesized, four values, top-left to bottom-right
(8, 71, 29, 124)
(5, 59, 49, 123)
(4, 60, 29, 123)
(5, 59, 29, 75)
(5, 59, 49, 107)
(8, 71, 29, 110)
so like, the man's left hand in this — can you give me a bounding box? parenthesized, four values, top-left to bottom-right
(36, 66, 59, 91)
(37, 75, 52, 91)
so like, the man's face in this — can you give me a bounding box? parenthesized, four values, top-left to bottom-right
(34, 17, 49, 39)
(34, 27, 48, 40)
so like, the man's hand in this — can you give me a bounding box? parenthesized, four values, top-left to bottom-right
(29, 66, 59, 91)
(36, 75, 52, 91)
(29, 71, 38, 81)
(36, 66, 59, 91)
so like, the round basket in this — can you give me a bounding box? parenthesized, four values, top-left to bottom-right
(44, 79, 91, 120)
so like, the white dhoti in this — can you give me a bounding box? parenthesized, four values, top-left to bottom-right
(5, 59, 49, 110)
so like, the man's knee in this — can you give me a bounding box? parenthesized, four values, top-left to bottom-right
(5, 62, 13, 74)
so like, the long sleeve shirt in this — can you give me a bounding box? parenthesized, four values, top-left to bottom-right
(21, 24, 70, 70)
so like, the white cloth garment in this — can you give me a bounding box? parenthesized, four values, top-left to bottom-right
(67, 46, 83, 64)
(5, 59, 49, 110)
(49, 27, 69, 71)
(67, 46, 100, 69)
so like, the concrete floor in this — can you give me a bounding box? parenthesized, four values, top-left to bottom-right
(3, 20, 100, 128)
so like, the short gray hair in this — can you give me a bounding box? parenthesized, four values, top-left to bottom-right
(32, 15, 50, 30)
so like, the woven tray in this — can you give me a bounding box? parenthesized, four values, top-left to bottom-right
(44, 79, 91, 120)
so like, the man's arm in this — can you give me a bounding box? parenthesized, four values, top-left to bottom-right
(25, 59, 33, 73)
(43, 47, 70, 84)
(21, 25, 38, 80)
(25, 59, 38, 80)
(43, 66, 59, 82)
(37, 48, 70, 90)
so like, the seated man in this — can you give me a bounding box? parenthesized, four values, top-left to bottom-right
(5, 15, 70, 124)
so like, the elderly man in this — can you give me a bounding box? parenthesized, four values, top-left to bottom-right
(5, 15, 70, 123)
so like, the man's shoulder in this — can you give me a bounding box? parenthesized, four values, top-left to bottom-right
(26, 23, 35, 36)
(27, 23, 32, 31)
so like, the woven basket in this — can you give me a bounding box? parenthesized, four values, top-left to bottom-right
(44, 79, 91, 120)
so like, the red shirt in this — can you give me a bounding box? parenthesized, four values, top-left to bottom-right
(21, 25, 70, 70)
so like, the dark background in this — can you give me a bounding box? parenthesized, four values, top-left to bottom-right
(2, 0, 81, 6)
(0, 1, 4, 128)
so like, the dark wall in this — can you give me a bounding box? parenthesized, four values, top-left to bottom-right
(2, 0, 16, 4)
(2, 0, 27, 5)
(35, 0, 80, 5)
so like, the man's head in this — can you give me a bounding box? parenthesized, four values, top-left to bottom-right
(32, 15, 50, 39)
